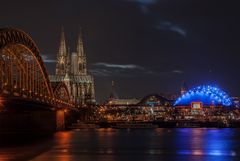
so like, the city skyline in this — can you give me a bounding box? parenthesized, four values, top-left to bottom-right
(1, 0, 239, 102)
(1, 1, 240, 160)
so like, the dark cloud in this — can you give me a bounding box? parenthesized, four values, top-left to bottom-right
(90, 62, 154, 77)
(126, 0, 158, 13)
(128, 0, 157, 4)
(172, 70, 184, 74)
(155, 21, 187, 37)
(41, 54, 57, 63)
(89, 69, 112, 77)
(93, 62, 145, 70)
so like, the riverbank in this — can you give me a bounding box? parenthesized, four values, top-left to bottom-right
(69, 120, 240, 129)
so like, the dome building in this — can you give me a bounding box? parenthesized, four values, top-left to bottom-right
(174, 85, 232, 108)
(138, 94, 171, 107)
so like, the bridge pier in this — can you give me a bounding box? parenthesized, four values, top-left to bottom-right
(56, 110, 65, 130)
(0, 108, 79, 136)
(0, 99, 78, 135)
(0, 110, 56, 136)
(56, 109, 80, 130)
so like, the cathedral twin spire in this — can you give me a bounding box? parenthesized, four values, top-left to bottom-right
(56, 27, 87, 76)
(58, 27, 67, 58)
(77, 28, 84, 57)
(56, 27, 67, 76)
(76, 28, 87, 75)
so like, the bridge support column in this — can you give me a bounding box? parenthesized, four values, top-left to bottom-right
(56, 110, 65, 130)
(0, 110, 56, 136)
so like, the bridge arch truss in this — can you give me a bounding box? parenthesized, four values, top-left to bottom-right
(0, 28, 73, 107)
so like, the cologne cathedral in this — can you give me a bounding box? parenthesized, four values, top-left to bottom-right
(50, 28, 95, 107)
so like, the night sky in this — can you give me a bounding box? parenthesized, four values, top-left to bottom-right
(1, 0, 240, 102)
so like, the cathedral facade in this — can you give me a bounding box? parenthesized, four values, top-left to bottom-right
(49, 28, 95, 107)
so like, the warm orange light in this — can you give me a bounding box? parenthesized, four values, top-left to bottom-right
(56, 110, 65, 130)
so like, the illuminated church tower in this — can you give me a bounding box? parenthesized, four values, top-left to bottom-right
(70, 29, 95, 105)
(50, 27, 96, 107)
(76, 30, 87, 75)
(56, 28, 69, 76)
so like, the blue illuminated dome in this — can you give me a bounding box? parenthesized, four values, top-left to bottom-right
(174, 85, 232, 107)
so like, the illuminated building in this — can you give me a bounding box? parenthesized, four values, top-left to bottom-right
(108, 98, 140, 106)
(232, 97, 240, 108)
(139, 94, 171, 107)
(174, 85, 232, 107)
(50, 28, 95, 106)
(107, 81, 140, 106)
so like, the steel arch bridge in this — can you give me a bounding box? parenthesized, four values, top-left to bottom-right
(52, 82, 71, 105)
(0, 28, 73, 108)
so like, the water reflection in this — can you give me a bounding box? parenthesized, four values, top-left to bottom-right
(0, 136, 54, 161)
(0, 129, 239, 161)
(175, 128, 237, 161)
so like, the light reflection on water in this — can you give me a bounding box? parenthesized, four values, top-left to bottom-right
(0, 128, 239, 161)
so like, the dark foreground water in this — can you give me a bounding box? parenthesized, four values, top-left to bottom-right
(0, 128, 240, 161)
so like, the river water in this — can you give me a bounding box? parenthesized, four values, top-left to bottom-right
(0, 128, 240, 161)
